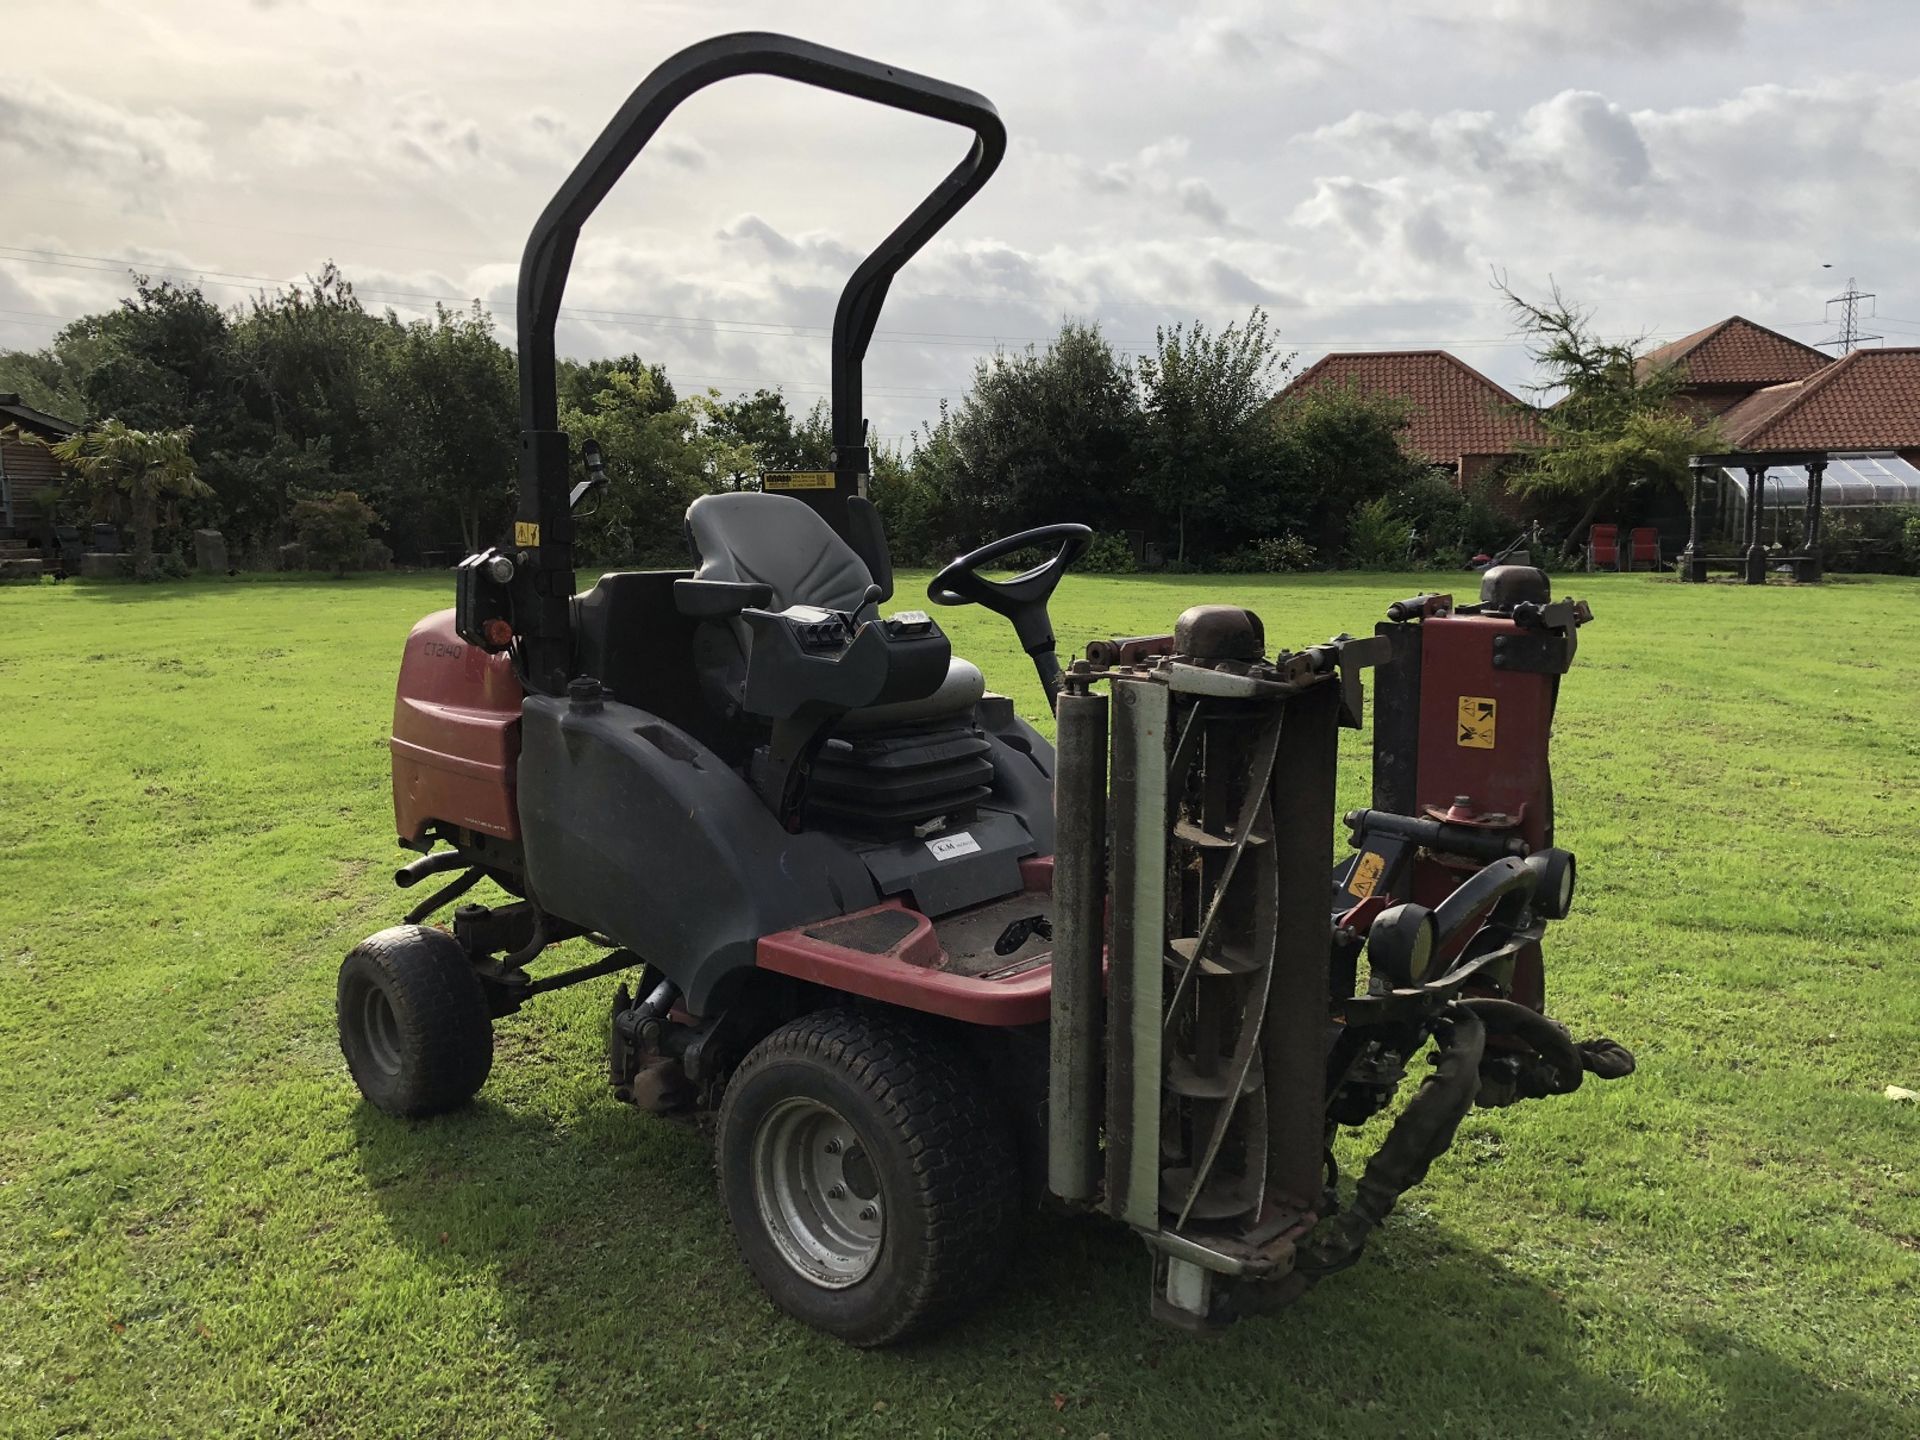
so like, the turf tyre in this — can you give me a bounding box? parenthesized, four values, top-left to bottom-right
(337, 924, 493, 1117)
(716, 1007, 1018, 1346)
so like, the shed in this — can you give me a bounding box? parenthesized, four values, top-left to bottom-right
(1, 394, 78, 540)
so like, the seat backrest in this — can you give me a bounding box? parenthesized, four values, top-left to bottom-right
(684, 492, 881, 716)
(1589, 524, 1618, 558)
(1630, 527, 1659, 557)
(685, 492, 874, 613)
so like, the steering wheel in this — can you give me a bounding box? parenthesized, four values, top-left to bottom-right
(928, 523, 1091, 707)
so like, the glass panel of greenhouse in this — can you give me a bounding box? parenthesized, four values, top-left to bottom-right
(1721, 453, 1920, 508)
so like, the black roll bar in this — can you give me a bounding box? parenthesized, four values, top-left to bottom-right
(509, 33, 1005, 691)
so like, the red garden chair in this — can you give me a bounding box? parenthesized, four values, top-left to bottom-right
(1586, 524, 1620, 571)
(1627, 527, 1662, 571)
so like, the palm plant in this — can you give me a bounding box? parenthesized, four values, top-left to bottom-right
(50, 420, 208, 580)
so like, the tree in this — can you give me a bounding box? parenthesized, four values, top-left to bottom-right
(913, 321, 1142, 550)
(866, 442, 939, 565)
(1137, 309, 1290, 563)
(1499, 278, 1720, 552)
(557, 354, 677, 417)
(363, 303, 517, 555)
(1265, 381, 1432, 559)
(223, 267, 386, 547)
(293, 490, 381, 577)
(706, 389, 832, 486)
(0, 344, 92, 420)
(68, 277, 234, 434)
(50, 420, 209, 579)
(561, 367, 731, 564)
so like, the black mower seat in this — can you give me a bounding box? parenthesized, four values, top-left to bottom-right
(684, 491, 982, 726)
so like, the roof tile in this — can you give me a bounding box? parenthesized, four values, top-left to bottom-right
(1639, 316, 1830, 388)
(1273, 351, 1543, 463)
(1719, 348, 1920, 451)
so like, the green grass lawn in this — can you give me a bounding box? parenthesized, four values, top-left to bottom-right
(2, 568, 1918, 1439)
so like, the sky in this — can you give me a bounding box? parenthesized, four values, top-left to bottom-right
(4, 0, 1918, 444)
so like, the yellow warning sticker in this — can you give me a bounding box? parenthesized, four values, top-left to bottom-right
(762, 471, 835, 491)
(1457, 695, 1497, 749)
(1349, 850, 1386, 899)
(514, 520, 540, 547)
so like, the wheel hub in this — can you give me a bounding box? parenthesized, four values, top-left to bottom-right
(358, 982, 402, 1078)
(751, 1097, 883, 1287)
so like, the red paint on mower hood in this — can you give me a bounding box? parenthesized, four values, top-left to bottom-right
(390, 608, 523, 843)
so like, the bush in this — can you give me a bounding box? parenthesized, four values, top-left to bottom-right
(1817, 508, 1920, 575)
(1382, 472, 1510, 568)
(1225, 534, 1317, 573)
(293, 490, 381, 577)
(1345, 497, 1414, 569)
(1077, 533, 1138, 574)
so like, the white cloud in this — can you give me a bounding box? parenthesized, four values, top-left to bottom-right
(2, 0, 1914, 424)
(0, 76, 212, 183)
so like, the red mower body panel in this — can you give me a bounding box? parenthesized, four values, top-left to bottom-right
(391, 608, 524, 843)
(1405, 607, 1568, 1008)
(1413, 614, 1555, 854)
(755, 856, 1059, 1026)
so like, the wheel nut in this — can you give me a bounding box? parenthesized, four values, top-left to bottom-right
(859, 1205, 878, 1222)
(827, 1184, 847, 1200)
(824, 1138, 842, 1155)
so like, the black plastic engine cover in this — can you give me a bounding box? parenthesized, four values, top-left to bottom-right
(517, 695, 880, 1013)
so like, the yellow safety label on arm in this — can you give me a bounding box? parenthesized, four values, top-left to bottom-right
(761, 471, 835, 491)
(1457, 695, 1497, 749)
(514, 521, 540, 547)
(1349, 850, 1386, 899)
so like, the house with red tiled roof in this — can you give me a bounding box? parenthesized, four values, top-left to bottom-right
(1638, 316, 1832, 417)
(1272, 350, 1544, 486)
(1716, 347, 1920, 458)
(1278, 319, 1920, 533)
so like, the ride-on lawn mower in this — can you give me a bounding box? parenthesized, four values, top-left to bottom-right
(338, 33, 1633, 1344)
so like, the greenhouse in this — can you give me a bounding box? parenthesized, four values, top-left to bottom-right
(1720, 452, 1920, 509)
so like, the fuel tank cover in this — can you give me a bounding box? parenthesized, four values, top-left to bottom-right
(1478, 566, 1550, 611)
(1174, 605, 1265, 662)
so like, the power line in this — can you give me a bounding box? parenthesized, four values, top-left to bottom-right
(0, 245, 1150, 349)
(0, 243, 1713, 353)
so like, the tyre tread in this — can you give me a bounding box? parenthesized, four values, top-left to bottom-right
(718, 1006, 1017, 1345)
(337, 925, 493, 1117)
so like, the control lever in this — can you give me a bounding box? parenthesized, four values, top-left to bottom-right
(570, 439, 608, 510)
(828, 582, 886, 637)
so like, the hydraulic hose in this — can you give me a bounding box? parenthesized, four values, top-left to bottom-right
(1458, 996, 1584, 1096)
(1297, 1006, 1485, 1279)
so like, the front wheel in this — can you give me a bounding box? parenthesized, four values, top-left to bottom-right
(716, 1008, 1019, 1346)
(337, 925, 493, 1117)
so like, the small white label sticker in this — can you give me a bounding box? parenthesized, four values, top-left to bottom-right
(926, 831, 981, 861)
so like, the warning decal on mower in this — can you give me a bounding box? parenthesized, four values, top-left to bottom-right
(514, 520, 540, 547)
(762, 471, 836, 491)
(1349, 850, 1386, 899)
(1457, 695, 1497, 749)
(926, 831, 982, 861)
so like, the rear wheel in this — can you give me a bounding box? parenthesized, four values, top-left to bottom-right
(716, 1008, 1018, 1346)
(337, 925, 493, 1117)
